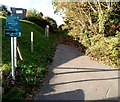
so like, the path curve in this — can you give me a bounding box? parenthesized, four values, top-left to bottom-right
(34, 44, 120, 100)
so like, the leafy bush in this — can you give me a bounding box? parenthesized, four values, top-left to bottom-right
(86, 34, 119, 68)
(68, 27, 119, 68)
(104, 2, 120, 37)
(26, 9, 58, 33)
(68, 28, 94, 48)
(27, 9, 43, 18)
(43, 16, 57, 31)
(26, 16, 48, 29)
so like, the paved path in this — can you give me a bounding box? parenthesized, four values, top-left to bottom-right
(34, 44, 120, 101)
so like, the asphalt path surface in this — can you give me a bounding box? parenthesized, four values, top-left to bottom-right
(34, 44, 120, 101)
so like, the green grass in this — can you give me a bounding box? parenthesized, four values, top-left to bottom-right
(1, 16, 59, 100)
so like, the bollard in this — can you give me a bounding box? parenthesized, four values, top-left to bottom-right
(31, 32, 33, 52)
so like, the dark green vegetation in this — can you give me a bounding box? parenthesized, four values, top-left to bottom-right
(53, 1, 120, 68)
(0, 5, 11, 16)
(1, 16, 60, 100)
(26, 9, 58, 33)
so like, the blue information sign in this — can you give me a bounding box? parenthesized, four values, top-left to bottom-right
(5, 26, 21, 32)
(4, 15, 22, 37)
(5, 32, 22, 37)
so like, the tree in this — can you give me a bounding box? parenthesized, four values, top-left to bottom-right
(53, 0, 119, 35)
(26, 9, 57, 32)
(0, 4, 11, 16)
(0, 5, 7, 12)
(27, 9, 43, 18)
(38, 12, 43, 18)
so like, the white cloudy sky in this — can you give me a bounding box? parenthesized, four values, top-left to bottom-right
(0, 0, 64, 26)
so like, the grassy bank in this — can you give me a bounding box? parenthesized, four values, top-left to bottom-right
(1, 16, 59, 100)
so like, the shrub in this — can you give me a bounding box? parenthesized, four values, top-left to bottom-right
(26, 9, 58, 33)
(68, 28, 119, 68)
(26, 16, 48, 29)
(86, 35, 119, 67)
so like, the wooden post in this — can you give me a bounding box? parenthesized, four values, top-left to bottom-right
(45, 25, 49, 37)
(46, 25, 49, 37)
(14, 37, 17, 67)
(31, 32, 33, 52)
(17, 46, 23, 60)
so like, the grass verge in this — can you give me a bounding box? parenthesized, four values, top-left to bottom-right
(1, 16, 59, 100)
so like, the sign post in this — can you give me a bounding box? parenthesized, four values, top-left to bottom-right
(4, 15, 22, 81)
(14, 37, 17, 67)
(11, 37, 15, 80)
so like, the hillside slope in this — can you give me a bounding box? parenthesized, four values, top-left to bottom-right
(1, 16, 59, 100)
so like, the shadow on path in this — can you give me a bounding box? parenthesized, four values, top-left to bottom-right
(51, 77, 119, 86)
(51, 44, 84, 68)
(36, 89, 84, 100)
(34, 44, 119, 101)
(55, 67, 120, 75)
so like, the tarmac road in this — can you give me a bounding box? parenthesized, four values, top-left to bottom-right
(34, 44, 120, 101)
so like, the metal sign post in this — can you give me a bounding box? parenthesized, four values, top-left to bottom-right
(14, 37, 17, 67)
(4, 15, 22, 81)
(11, 37, 15, 80)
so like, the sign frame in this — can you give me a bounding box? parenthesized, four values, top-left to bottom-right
(5, 15, 22, 37)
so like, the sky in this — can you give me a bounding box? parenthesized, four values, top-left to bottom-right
(0, 0, 64, 26)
